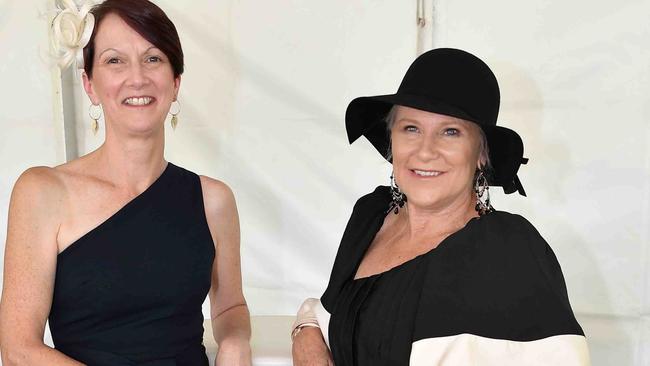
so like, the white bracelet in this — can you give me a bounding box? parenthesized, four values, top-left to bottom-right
(291, 322, 320, 342)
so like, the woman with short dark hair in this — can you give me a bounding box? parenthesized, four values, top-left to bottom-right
(0, 1, 251, 364)
(292, 48, 590, 366)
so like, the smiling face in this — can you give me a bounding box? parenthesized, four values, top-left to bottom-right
(82, 13, 180, 135)
(390, 106, 483, 212)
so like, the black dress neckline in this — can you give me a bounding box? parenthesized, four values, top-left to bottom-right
(58, 162, 172, 258)
(351, 208, 484, 282)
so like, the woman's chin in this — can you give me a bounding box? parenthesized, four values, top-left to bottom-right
(109, 121, 165, 136)
(404, 189, 472, 213)
(404, 191, 445, 210)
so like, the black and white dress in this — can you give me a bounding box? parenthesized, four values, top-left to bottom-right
(319, 186, 590, 366)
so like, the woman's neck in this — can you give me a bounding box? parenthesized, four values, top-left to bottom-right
(88, 126, 167, 194)
(398, 194, 478, 243)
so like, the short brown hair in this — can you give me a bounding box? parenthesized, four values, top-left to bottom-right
(83, 0, 184, 78)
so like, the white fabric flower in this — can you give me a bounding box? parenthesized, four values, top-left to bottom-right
(50, 0, 96, 70)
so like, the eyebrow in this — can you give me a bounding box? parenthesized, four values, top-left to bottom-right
(396, 118, 420, 124)
(98, 46, 159, 58)
(98, 48, 120, 58)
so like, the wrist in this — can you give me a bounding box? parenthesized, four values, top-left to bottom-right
(215, 339, 252, 366)
(291, 322, 320, 342)
(218, 335, 250, 347)
(292, 324, 325, 346)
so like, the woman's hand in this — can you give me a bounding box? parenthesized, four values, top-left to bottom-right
(292, 327, 334, 366)
(215, 338, 252, 366)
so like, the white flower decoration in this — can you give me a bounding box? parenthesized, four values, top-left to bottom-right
(50, 0, 96, 70)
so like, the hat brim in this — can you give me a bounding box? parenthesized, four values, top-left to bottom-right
(345, 94, 526, 195)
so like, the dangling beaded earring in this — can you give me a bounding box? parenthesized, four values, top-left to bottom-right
(389, 173, 406, 214)
(169, 100, 181, 130)
(474, 169, 494, 216)
(89, 104, 102, 135)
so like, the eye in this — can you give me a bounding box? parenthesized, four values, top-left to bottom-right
(443, 128, 460, 136)
(404, 125, 419, 133)
(146, 55, 162, 63)
(106, 57, 121, 64)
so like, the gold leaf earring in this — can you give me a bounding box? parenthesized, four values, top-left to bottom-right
(169, 100, 181, 130)
(88, 104, 102, 135)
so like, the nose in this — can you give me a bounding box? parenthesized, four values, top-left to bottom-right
(126, 63, 149, 89)
(415, 135, 440, 161)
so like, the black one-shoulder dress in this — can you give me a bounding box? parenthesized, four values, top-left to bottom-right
(321, 186, 590, 366)
(49, 163, 214, 366)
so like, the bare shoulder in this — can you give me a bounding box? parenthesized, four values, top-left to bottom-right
(10, 157, 94, 205)
(199, 175, 237, 214)
(6, 167, 66, 251)
(198, 176, 239, 249)
(11, 166, 65, 206)
(15, 166, 62, 187)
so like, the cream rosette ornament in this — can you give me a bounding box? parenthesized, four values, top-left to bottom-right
(50, 0, 96, 70)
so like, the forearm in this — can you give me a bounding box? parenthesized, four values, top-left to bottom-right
(1, 342, 85, 366)
(211, 303, 251, 348)
(292, 327, 333, 366)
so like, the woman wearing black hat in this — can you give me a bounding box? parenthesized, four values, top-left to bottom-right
(291, 48, 590, 366)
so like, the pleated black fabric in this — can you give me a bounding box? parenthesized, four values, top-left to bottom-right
(49, 163, 214, 366)
(322, 186, 584, 366)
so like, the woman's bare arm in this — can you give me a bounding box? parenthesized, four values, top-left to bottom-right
(200, 176, 251, 366)
(0, 168, 84, 365)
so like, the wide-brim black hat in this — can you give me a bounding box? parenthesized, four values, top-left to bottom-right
(346, 48, 528, 195)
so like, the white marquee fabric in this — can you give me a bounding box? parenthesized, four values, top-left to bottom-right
(429, 1, 650, 364)
(0, 0, 649, 365)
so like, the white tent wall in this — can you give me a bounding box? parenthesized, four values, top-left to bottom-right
(429, 1, 650, 364)
(1, 0, 649, 364)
